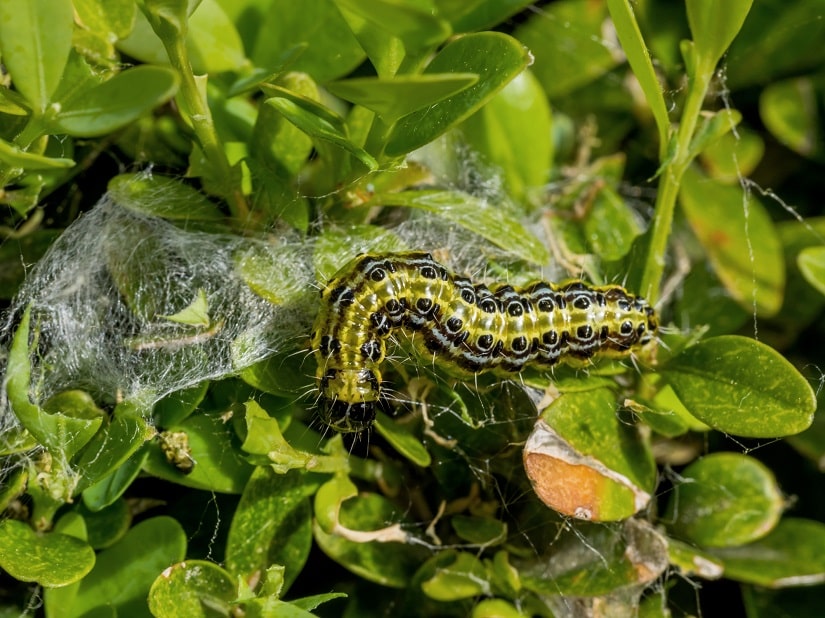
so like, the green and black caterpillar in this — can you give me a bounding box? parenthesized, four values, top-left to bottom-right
(311, 252, 658, 433)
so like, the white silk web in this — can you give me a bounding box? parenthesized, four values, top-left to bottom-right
(0, 190, 316, 431)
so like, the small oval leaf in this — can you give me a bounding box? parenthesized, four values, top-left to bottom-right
(680, 165, 784, 316)
(226, 467, 318, 591)
(797, 246, 825, 297)
(148, 560, 237, 618)
(662, 335, 816, 437)
(0, 519, 95, 588)
(0, 0, 74, 111)
(54, 66, 178, 137)
(664, 452, 784, 547)
(386, 32, 530, 156)
(66, 516, 186, 616)
(710, 518, 825, 588)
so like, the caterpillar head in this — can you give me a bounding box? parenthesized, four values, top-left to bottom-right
(318, 367, 381, 433)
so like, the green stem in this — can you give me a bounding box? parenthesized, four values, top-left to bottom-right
(363, 115, 391, 162)
(14, 114, 48, 150)
(163, 37, 248, 219)
(639, 66, 712, 304)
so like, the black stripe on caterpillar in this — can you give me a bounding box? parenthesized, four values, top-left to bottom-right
(311, 252, 657, 433)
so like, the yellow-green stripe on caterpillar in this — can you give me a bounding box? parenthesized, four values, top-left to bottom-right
(311, 252, 658, 433)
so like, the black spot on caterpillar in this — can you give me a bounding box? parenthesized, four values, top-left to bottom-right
(312, 252, 658, 433)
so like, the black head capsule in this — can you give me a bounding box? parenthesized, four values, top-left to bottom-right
(317, 367, 381, 433)
(319, 399, 377, 433)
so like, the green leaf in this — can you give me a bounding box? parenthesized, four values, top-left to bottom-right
(327, 74, 478, 123)
(186, 0, 249, 73)
(606, 0, 671, 157)
(583, 185, 643, 261)
(686, 0, 753, 73)
(152, 382, 209, 428)
(0, 468, 27, 512)
(625, 395, 690, 439)
(82, 447, 150, 511)
(312, 226, 407, 283)
(374, 190, 549, 264)
(374, 411, 431, 467)
(334, 0, 451, 75)
(639, 379, 710, 435)
(148, 560, 237, 618)
(527, 387, 655, 521)
(680, 165, 784, 316)
(667, 538, 724, 580)
(386, 32, 530, 156)
(459, 69, 553, 203)
(687, 108, 743, 162)
(489, 551, 521, 600)
(226, 467, 318, 592)
(259, 563, 286, 599)
(420, 551, 488, 601)
(142, 412, 254, 493)
(108, 173, 225, 220)
(251, 171, 311, 232)
(161, 288, 210, 327)
(250, 72, 318, 176)
(65, 516, 186, 617)
(451, 515, 506, 547)
(73, 0, 137, 63)
(798, 246, 825, 296)
(74, 0, 136, 41)
(43, 390, 106, 422)
(264, 96, 378, 171)
(0, 137, 75, 170)
(664, 453, 784, 547)
(237, 354, 310, 401)
(0, 519, 95, 588)
(0, 0, 74, 112)
(471, 598, 527, 618)
(514, 0, 618, 99)
(122, 0, 246, 73)
(673, 258, 751, 338)
(438, 0, 535, 33)
(52, 66, 179, 137)
(775, 217, 825, 340)
(5, 308, 103, 460)
(662, 335, 816, 437)
(73, 402, 155, 494)
(726, 1, 825, 90)
(519, 519, 668, 597)
(252, 0, 366, 83)
(314, 475, 358, 535)
(234, 243, 315, 309)
(313, 489, 423, 588)
(710, 518, 825, 587)
(76, 499, 131, 549)
(247, 74, 315, 230)
(0, 230, 61, 300)
(141, 0, 190, 39)
(760, 77, 820, 158)
(699, 125, 765, 183)
(336, 0, 449, 52)
(0, 84, 30, 115)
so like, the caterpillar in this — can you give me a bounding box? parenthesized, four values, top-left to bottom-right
(311, 252, 657, 433)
